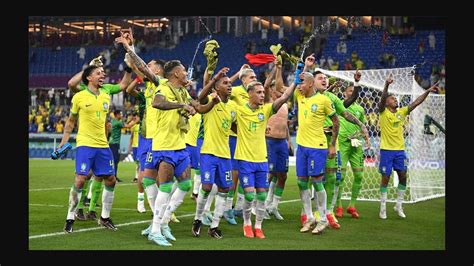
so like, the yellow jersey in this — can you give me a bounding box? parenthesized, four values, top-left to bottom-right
(234, 103, 273, 162)
(380, 106, 408, 150)
(144, 78, 167, 139)
(131, 123, 139, 148)
(200, 97, 237, 159)
(152, 82, 191, 151)
(185, 112, 202, 147)
(70, 88, 110, 148)
(229, 85, 249, 137)
(295, 90, 335, 149)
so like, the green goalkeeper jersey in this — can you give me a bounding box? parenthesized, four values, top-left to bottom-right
(322, 91, 346, 127)
(339, 103, 366, 140)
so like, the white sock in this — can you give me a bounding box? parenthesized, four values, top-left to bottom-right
(265, 179, 276, 209)
(66, 187, 81, 220)
(271, 194, 281, 210)
(87, 181, 93, 199)
(313, 190, 319, 212)
(170, 180, 178, 198)
(234, 190, 245, 211)
(210, 192, 227, 228)
(194, 189, 209, 221)
(144, 183, 158, 212)
(381, 191, 387, 207)
(255, 200, 266, 229)
(225, 193, 233, 211)
(204, 184, 217, 213)
(330, 185, 339, 212)
(396, 189, 405, 208)
(161, 187, 187, 225)
(151, 190, 170, 235)
(300, 189, 314, 220)
(101, 188, 115, 219)
(251, 198, 256, 213)
(193, 173, 201, 195)
(138, 192, 145, 201)
(243, 199, 253, 226)
(316, 189, 327, 222)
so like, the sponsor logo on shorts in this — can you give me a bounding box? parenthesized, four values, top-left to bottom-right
(269, 163, 274, 171)
(81, 163, 87, 172)
(204, 171, 210, 181)
(243, 176, 249, 185)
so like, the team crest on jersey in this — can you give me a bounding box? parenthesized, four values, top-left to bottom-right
(397, 114, 401, 120)
(80, 163, 87, 172)
(103, 102, 109, 111)
(243, 176, 249, 185)
(257, 113, 264, 121)
(311, 104, 318, 113)
(204, 171, 211, 181)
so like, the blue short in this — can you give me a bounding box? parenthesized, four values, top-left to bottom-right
(75, 146, 114, 176)
(237, 160, 269, 189)
(132, 147, 138, 162)
(186, 144, 200, 170)
(266, 137, 289, 173)
(145, 149, 190, 179)
(200, 154, 232, 188)
(138, 135, 152, 171)
(229, 135, 239, 171)
(296, 145, 327, 177)
(379, 149, 407, 176)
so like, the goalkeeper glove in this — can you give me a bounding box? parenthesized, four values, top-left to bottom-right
(294, 61, 305, 85)
(89, 56, 103, 67)
(350, 138, 362, 147)
(51, 142, 72, 160)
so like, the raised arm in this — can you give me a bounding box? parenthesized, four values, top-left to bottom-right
(303, 53, 316, 73)
(378, 74, 393, 113)
(408, 82, 438, 113)
(125, 78, 141, 97)
(272, 83, 296, 113)
(230, 64, 250, 84)
(198, 67, 229, 104)
(67, 71, 84, 93)
(118, 69, 133, 92)
(264, 62, 277, 103)
(115, 30, 160, 86)
(343, 69, 362, 108)
(326, 80, 343, 93)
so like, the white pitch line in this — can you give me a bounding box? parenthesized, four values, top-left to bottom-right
(29, 183, 136, 192)
(29, 198, 302, 240)
(29, 204, 138, 212)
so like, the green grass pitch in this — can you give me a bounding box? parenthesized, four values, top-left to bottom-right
(29, 159, 444, 250)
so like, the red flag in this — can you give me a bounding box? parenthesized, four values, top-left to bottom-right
(245, 53, 276, 66)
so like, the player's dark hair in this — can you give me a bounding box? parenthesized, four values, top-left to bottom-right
(164, 60, 182, 78)
(82, 65, 100, 85)
(113, 110, 122, 116)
